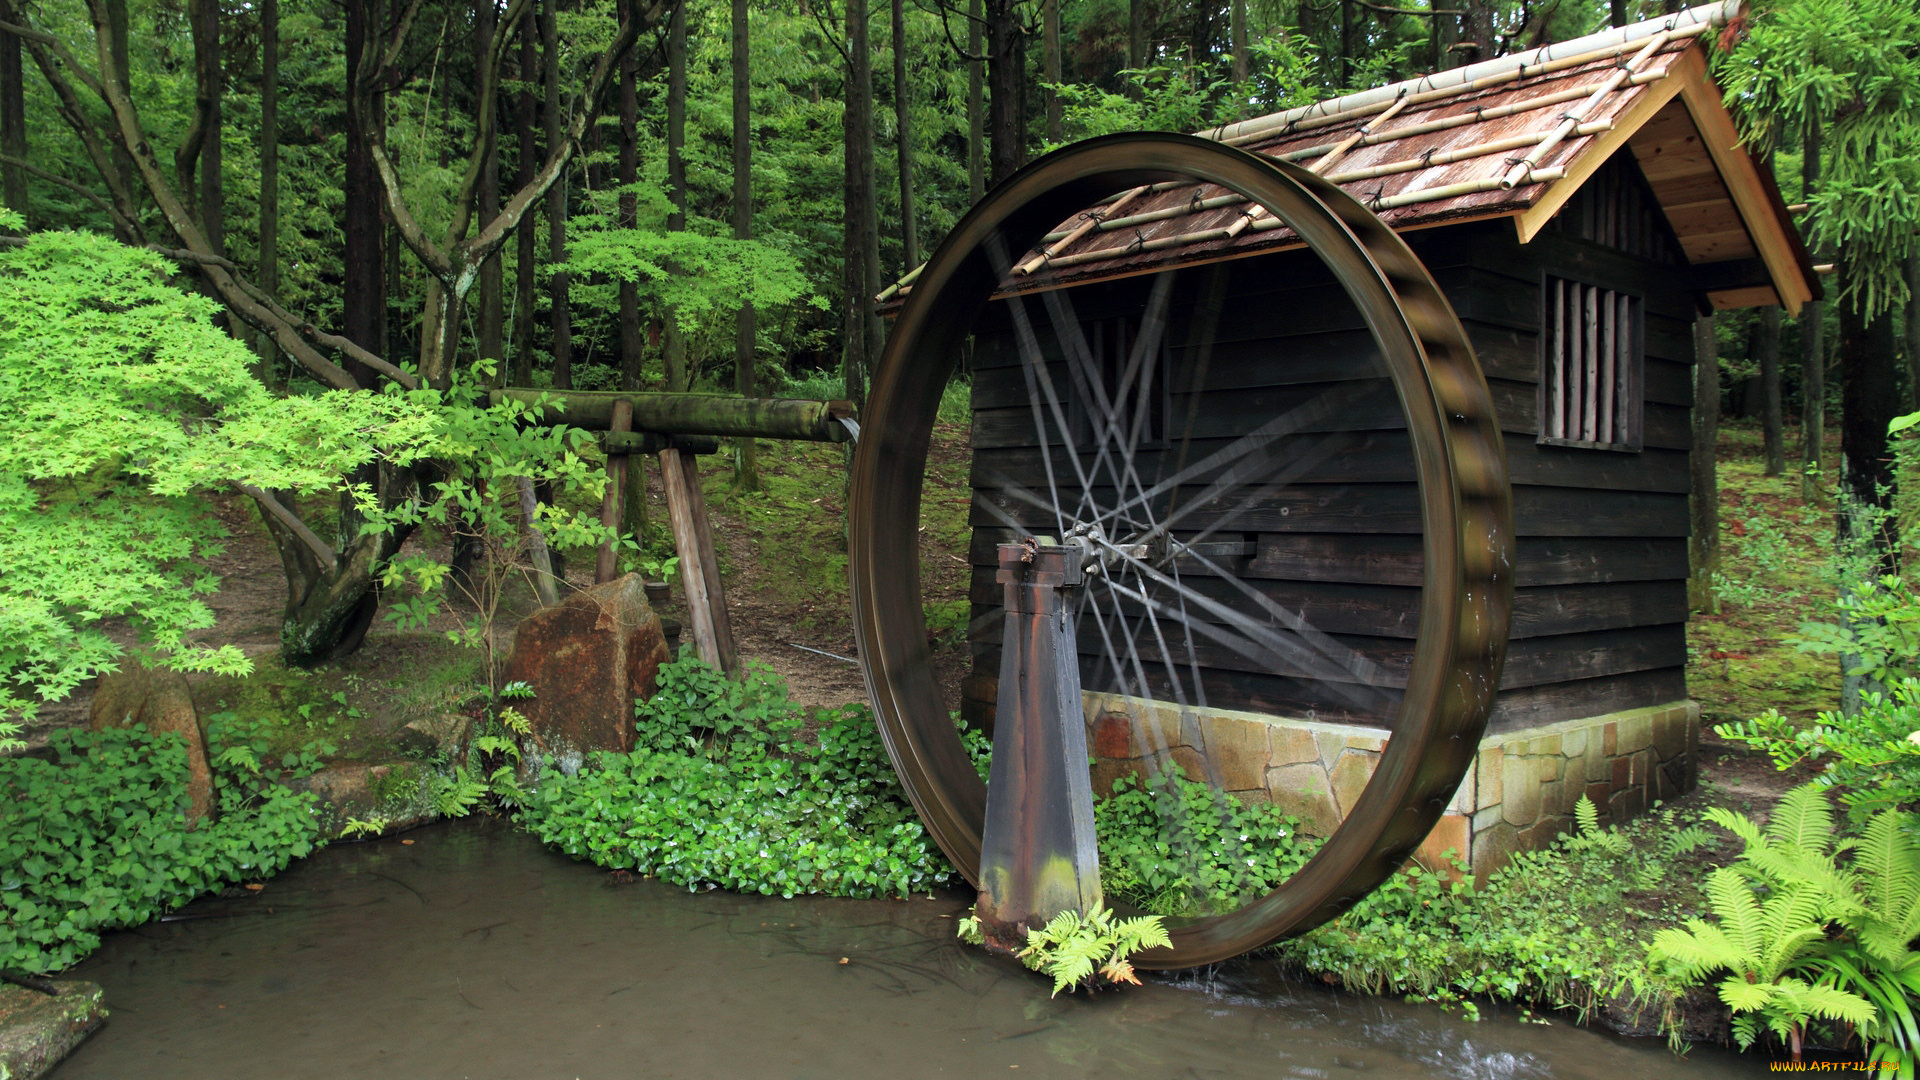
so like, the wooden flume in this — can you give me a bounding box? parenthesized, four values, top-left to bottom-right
(491, 388, 856, 677)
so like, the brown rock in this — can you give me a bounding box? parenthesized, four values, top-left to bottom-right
(283, 761, 435, 837)
(501, 574, 671, 773)
(89, 661, 212, 826)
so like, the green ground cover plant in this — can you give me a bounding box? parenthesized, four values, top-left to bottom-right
(519, 657, 979, 898)
(0, 727, 324, 973)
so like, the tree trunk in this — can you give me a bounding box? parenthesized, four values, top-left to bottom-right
(1689, 313, 1720, 613)
(1127, 0, 1144, 80)
(733, 0, 759, 491)
(967, 0, 984, 203)
(844, 0, 881, 407)
(1759, 305, 1784, 476)
(106, 0, 135, 240)
(984, 0, 1021, 185)
(1228, 0, 1246, 92)
(1431, 3, 1457, 71)
(0, 24, 23, 219)
(1837, 255, 1900, 573)
(1337, 0, 1352, 89)
(512, 20, 538, 387)
(344, 0, 387, 386)
(664, 0, 689, 391)
(190, 0, 221, 257)
(1905, 252, 1920, 413)
(1610, 0, 1628, 28)
(541, 0, 571, 391)
(257, 0, 279, 382)
(1462, 0, 1496, 64)
(1043, 0, 1061, 144)
(892, 0, 919, 268)
(1801, 114, 1825, 502)
(618, 0, 645, 536)
(475, 0, 504, 372)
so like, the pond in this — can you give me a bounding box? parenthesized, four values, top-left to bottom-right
(53, 818, 1750, 1079)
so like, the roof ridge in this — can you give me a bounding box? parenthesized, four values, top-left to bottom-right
(1197, 1, 1738, 146)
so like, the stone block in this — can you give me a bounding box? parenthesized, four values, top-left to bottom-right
(1200, 715, 1272, 792)
(1618, 712, 1653, 753)
(1471, 821, 1522, 880)
(1414, 812, 1471, 876)
(1089, 711, 1139, 760)
(1270, 725, 1320, 766)
(1329, 749, 1380, 819)
(1536, 779, 1566, 821)
(1266, 762, 1340, 837)
(0, 980, 106, 1080)
(503, 573, 671, 774)
(1525, 734, 1562, 759)
(1502, 750, 1541, 825)
(1585, 742, 1611, 782)
(1091, 757, 1144, 798)
(1611, 786, 1646, 822)
(1169, 745, 1209, 784)
(1479, 744, 1504, 807)
(1630, 748, 1651, 788)
(1345, 733, 1386, 752)
(1585, 781, 1613, 819)
(1653, 708, 1683, 760)
(1314, 731, 1347, 770)
(1611, 755, 1632, 791)
(1602, 721, 1618, 756)
(1471, 803, 1505, 835)
(90, 660, 212, 826)
(1561, 727, 1587, 759)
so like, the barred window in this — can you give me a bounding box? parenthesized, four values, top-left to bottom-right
(1539, 276, 1642, 451)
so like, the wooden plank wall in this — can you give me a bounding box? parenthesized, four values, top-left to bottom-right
(961, 163, 1695, 734)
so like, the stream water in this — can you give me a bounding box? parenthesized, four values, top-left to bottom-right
(53, 817, 1751, 1079)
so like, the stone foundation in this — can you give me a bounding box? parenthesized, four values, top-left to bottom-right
(1084, 694, 1698, 877)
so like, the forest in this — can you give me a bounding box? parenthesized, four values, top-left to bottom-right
(3, 0, 1920, 1071)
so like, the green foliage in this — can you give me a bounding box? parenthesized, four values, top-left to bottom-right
(521, 656, 983, 899)
(0, 727, 323, 973)
(1010, 903, 1171, 996)
(1718, 681, 1920, 821)
(1717, 0, 1920, 316)
(1095, 769, 1310, 917)
(0, 228, 441, 728)
(1648, 785, 1920, 1066)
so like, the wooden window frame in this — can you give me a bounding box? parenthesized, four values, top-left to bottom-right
(1537, 272, 1644, 453)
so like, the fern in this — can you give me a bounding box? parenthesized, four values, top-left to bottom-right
(1012, 904, 1171, 997)
(1651, 784, 1920, 1067)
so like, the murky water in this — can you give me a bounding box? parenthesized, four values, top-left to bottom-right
(54, 818, 1748, 1079)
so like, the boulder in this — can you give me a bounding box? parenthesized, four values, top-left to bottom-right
(89, 661, 213, 826)
(0, 979, 107, 1080)
(501, 573, 671, 774)
(283, 761, 437, 838)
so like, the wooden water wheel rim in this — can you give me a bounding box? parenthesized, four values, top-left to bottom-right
(849, 132, 1513, 969)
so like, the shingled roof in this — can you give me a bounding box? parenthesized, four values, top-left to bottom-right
(882, 0, 1815, 314)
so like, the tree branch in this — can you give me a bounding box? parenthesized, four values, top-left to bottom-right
(1351, 0, 1463, 15)
(237, 484, 337, 567)
(0, 153, 139, 237)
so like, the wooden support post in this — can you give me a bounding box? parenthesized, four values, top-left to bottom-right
(595, 399, 634, 584)
(659, 446, 738, 676)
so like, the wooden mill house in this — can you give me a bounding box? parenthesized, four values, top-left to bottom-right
(911, 1, 1815, 874)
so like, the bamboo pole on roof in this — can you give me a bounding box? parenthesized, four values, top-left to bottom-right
(1500, 31, 1669, 189)
(1033, 121, 1608, 246)
(1268, 68, 1665, 165)
(1205, 9, 1719, 146)
(1015, 185, 1147, 275)
(1311, 89, 1413, 175)
(1021, 164, 1569, 275)
(875, 262, 925, 302)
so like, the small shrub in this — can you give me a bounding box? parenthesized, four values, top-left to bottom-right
(1717, 680, 1920, 821)
(0, 728, 323, 973)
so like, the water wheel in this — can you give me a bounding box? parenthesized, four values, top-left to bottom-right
(848, 133, 1513, 969)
